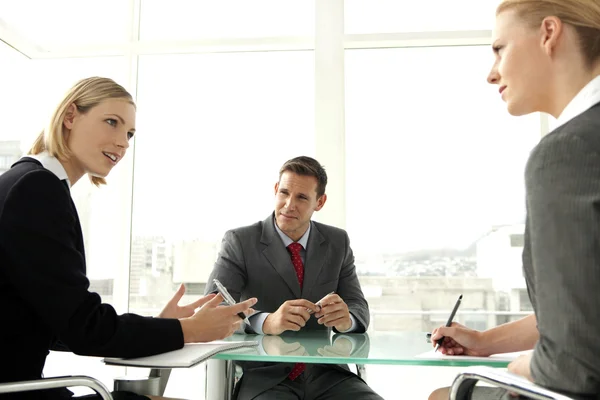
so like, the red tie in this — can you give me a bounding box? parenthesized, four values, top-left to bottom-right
(286, 242, 305, 380)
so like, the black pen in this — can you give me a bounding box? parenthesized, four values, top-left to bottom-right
(434, 294, 463, 352)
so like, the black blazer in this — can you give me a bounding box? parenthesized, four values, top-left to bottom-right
(0, 158, 183, 399)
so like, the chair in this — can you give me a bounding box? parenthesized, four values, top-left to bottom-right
(0, 375, 113, 399)
(356, 364, 366, 380)
(450, 366, 574, 400)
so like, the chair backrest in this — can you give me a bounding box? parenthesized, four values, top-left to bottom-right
(450, 367, 574, 400)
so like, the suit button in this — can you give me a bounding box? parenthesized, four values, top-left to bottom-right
(284, 367, 291, 373)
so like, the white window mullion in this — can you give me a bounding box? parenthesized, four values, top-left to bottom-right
(112, 0, 142, 315)
(314, 0, 346, 229)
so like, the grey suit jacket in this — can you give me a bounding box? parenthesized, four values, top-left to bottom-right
(205, 214, 369, 399)
(523, 103, 600, 399)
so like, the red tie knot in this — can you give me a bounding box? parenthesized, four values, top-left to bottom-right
(287, 242, 303, 255)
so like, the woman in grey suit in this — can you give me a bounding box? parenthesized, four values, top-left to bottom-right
(429, 0, 600, 399)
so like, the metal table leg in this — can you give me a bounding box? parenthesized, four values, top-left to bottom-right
(149, 368, 171, 396)
(205, 359, 234, 400)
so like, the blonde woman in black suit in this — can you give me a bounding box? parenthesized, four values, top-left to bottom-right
(429, 1, 600, 399)
(0, 77, 257, 400)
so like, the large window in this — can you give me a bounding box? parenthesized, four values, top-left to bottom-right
(345, 0, 496, 33)
(1, 1, 543, 397)
(129, 51, 315, 313)
(346, 46, 541, 332)
(0, 43, 27, 175)
(140, 0, 314, 40)
(0, 0, 130, 52)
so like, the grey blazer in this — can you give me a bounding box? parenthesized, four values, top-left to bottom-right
(523, 103, 600, 399)
(205, 214, 370, 399)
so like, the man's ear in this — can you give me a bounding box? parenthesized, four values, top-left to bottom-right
(540, 16, 563, 57)
(63, 103, 78, 130)
(274, 182, 279, 195)
(315, 194, 327, 211)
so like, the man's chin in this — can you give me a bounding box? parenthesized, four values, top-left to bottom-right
(276, 218, 293, 230)
(277, 218, 299, 233)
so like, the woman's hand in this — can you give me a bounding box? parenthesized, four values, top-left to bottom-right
(158, 283, 209, 319)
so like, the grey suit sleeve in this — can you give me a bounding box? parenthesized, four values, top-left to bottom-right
(205, 230, 248, 303)
(335, 232, 370, 333)
(205, 230, 266, 334)
(526, 133, 600, 395)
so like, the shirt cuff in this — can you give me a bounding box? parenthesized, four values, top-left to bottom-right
(337, 313, 358, 333)
(248, 312, 270, 335)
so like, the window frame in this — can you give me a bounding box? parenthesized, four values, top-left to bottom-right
(0, 0, 550, 315)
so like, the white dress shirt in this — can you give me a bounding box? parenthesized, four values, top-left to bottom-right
(555, 74, 600, 129)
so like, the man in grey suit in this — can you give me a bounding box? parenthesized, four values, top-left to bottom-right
(205, 156, 382, 400)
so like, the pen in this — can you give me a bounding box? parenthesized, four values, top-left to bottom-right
(211, 291, 249, 324)
(434, 294, 463, 352)
(212, 279, 251, 324)
(308, 291, 335, 314)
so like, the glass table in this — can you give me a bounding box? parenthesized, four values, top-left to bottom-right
(204, 331, 512, 400)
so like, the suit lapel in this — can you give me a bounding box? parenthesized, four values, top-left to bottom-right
(261, 215, 301, 298)
(301, 222, 328, 299)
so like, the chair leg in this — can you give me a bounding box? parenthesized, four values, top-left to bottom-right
(356, 364, 367, 381)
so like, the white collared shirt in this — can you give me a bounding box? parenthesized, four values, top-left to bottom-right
(555, 74, 600, 129)
(23, 151, 71, 189)
(274, 219, 311, 263)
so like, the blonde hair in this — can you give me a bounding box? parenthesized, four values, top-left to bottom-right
(497, 0, 600, 68)
(29, 77, 135, 186)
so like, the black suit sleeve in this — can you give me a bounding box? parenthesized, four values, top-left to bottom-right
(0, 171, 183, 358)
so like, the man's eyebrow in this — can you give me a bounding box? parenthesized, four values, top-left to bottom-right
(105, 113, 136, 132)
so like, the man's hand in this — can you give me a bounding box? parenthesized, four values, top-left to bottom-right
(180, 294, 257, 343)
(317, 336, 353, 357)
(262, 335, 307, 356)
(158, 283, 208, 319)
(314, 294, 351, 332)
(263, 299, 319, 335)
(508, 352, 533, 381)
(430, 322, 488, 356)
